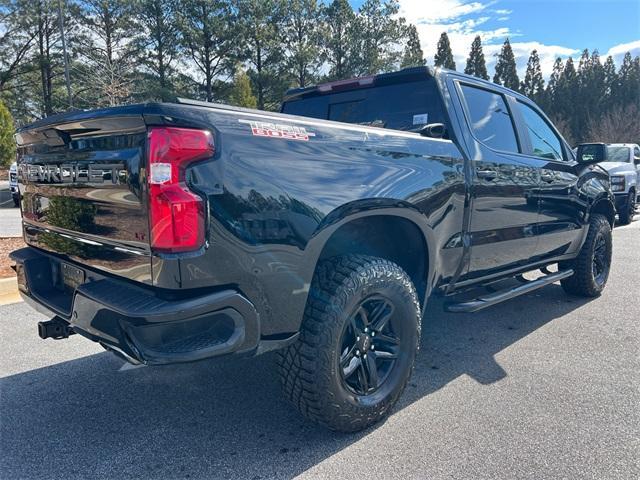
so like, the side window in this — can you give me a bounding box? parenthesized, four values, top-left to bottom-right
(518, 101, 565, 161)
(459, 84, 519, 153)
(633, 147, 640, 165)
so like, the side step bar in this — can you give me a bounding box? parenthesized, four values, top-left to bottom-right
(445, 269, 574, 313)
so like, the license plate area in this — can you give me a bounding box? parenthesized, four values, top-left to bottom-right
(60, 262, 85, 292)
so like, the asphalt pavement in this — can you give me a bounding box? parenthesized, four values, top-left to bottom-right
(0, 220, 638, 479)
(0, 180, 15, 208)
(0, 206, 21, 237)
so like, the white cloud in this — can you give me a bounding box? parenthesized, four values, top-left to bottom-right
(398, 0, 490, 23)
(397, 0, 584, 80)
(605, 40, 640, 65)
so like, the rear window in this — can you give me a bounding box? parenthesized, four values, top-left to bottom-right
(281, 78, 447, 133)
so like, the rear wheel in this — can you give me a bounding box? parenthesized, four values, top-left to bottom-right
(618, 190, 635, 225)
(560, 214, 612, 297)
(277, 254, 421, 432)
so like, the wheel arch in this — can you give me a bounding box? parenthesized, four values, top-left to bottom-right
(589, 195, 616, 228)
(308, 207, 433, 308)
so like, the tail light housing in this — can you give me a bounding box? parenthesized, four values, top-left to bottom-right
(147, 127, 214, 253)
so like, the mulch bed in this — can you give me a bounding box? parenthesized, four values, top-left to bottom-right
(0, 237, 25, 278)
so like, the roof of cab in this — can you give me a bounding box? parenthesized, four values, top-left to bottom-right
(282, 66, 434, 103)
(282, 65, 532, 105)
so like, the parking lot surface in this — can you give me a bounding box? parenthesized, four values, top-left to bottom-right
(0, 220, 638, 479)
(0, 206, 21, 237)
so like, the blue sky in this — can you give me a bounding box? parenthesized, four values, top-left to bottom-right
(349, 0, 640, 78)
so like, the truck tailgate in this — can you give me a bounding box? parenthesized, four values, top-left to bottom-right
(15, 115, 152, 284)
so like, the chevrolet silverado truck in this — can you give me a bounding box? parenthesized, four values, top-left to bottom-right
(576, 143, 638, 224)
(11, 67, 615, 432)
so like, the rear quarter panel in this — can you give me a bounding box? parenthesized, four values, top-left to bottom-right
(153, 104, 467, 335)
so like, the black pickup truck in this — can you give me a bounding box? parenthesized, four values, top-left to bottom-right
(11, 67, 615, 432)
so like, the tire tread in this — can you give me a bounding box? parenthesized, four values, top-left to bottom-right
(277, 254, 421, 432)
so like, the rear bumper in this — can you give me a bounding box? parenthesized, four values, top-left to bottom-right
(10, 247, 261, 365)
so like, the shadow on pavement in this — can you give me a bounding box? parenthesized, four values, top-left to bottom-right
(0, 284, 592, 479)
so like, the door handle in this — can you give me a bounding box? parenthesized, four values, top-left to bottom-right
(476, 169, 497, 180)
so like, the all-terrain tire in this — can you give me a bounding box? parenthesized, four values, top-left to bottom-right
(560, 214, 612, 297)
(277, 254, 421, 432)
(618, 190, 635, 225)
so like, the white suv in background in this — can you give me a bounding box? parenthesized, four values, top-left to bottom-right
(9, 161, 19, 207)
(579, 143, 639, 224)
(603, 144, 639, 224)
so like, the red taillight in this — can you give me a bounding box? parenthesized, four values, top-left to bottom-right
(147, 127, 214, 253)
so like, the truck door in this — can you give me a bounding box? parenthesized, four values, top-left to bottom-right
(512, 99, 584, 260)
(453, 81, 541, 277)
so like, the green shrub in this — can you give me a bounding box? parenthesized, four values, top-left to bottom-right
(0, 100, 16, 168)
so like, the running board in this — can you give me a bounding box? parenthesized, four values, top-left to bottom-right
(445, 269, 574, 313)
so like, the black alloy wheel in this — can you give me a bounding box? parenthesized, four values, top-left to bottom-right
(339, 296, 401, 395)
(278, 255, 421, 432)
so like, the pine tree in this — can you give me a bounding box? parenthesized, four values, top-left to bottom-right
(0, 0, 37, 92)
(588, 50, 606, 115)
(400, 24, 425, 68)
(575, 49, 595, 139)
(631, 56, 640, 104)
(76, 0, 140, 108)
(32, 0, 62, 116)
(493, 38, 519, 91)
(434, 32, 455, 70)
(603, 55, 617, 101)
(464, 35, 488, 79)
(179, 0, 237, 103)
(556, 57, 578, 140)
(351, 0, 406, 75)
(229, 68, 257, 108)
(136, 0, 180, 101)
(237, 0, 288, 111)
(0, 99, 16, 168)
(283, 0, 322, 88)
(577, 48, 590, 80)
(615, 52, 638, 106)
(321, 0, 357, 80)
(521, 50, 544, 101)
(544, 57, 564, 112)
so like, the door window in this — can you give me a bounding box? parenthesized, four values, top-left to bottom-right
(459, 84, 520, 153)
(606, 146, 631, 163)
(518, 102, 564, 161)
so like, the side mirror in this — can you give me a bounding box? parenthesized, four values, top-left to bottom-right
(419, 123, 447, 139)
(634, 156, 640, 166)
(576, 143, 607, 164)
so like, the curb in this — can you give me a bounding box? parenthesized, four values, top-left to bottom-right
(0, 277, 21, 305)
(0, 277, 17, 295)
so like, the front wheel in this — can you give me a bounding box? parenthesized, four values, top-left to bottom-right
(618, 191, 635, 225)
(560, 214, 612, 297)
(277, 255, 421, 432)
